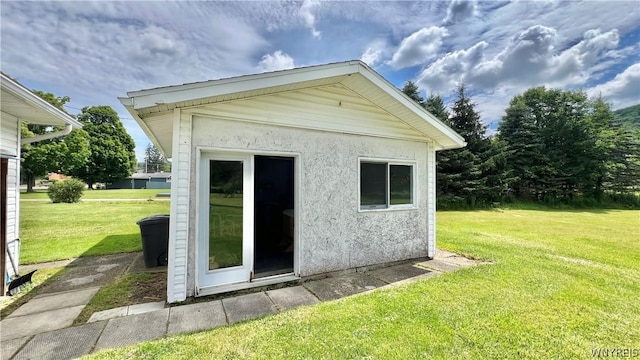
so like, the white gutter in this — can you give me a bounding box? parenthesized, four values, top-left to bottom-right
(21, 124, 73, 145)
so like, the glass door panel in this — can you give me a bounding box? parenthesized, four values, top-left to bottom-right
(198, 153, 253, 291)
(209, 160, 243, 270)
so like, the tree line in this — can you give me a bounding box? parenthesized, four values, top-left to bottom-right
(21, 91, 168, 191)
(402, 82, 640, 208)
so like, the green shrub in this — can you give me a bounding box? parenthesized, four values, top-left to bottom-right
(48, 179, 85, 203)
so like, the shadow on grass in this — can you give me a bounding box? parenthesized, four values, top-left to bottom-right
(79, 234, 143, 258)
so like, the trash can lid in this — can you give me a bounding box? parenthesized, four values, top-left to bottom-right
(136, 214, 170, 225)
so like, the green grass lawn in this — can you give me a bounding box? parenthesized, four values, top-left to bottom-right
(20, 200, 170, 264)
(86, 208, 640, 359)
(20, 189, 169, 200)
(209, 195, 243, 269)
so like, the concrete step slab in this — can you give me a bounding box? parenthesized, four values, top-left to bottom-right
(88, 306, 128, 323)
(1, 335, 31, 360)
(12, 321, 106, 360)
(167, 300, 226, 336)
(128, 301, 166, 315)
(367, 263, 432, 283)
(222, 292, 277, 324)
(8, 287, 99, 318)
(440, 255, 480, 268)
(303, 273, 387, 301)
(418, 258, 461, 272)
(266, 286, 320, 311)
(93, 308, 169, 352)
(0, 305, 86, 341)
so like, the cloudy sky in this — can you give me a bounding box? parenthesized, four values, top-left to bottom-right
(2, 1, 639, 160)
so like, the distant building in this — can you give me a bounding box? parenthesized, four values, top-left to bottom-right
(106, 172, 171, 189)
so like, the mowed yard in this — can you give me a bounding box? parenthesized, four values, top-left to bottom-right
(20, 189, 170, 264)
(78, 207, 638, 359)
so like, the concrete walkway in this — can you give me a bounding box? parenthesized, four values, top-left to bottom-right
(1, 250, 482, 360)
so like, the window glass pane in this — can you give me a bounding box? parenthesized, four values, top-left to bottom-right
(390, 165, 412, 205)
(209, 160, 243, 270)
(360, 162, 387, 207)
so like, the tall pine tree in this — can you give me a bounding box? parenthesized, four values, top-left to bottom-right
(498, 87, 635, 202)
(437, 84, 495, 207)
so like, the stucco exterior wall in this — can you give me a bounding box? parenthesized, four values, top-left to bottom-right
(187, 116, 430, 293)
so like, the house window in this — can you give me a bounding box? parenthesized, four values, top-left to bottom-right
(360, 159, 414, 210)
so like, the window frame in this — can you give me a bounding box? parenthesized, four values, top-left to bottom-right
(358, 157, 417, 212)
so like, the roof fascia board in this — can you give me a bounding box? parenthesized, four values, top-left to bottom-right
(1, 74, 83, 128)
(127, 61, 361, 110)
(355, 65, 466, 148)
(120, 100, 171, 157)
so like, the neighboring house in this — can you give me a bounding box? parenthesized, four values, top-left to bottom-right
(106, 172, 172, 189)
(120, 60, 465, 303)
(1, 73, 82, 295)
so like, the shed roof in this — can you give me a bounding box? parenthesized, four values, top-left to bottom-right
(1, 72, 83, 128)
(119, 60, 465, 156)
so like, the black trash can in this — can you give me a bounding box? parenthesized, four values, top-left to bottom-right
(136, 214, 170, 267)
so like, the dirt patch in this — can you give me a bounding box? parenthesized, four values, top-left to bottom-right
(129, 272, 167, 304)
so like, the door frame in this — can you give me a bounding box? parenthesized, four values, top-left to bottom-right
(195, 147, 300, 295)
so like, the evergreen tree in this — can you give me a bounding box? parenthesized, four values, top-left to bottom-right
(498, 87, 636, 202)
(437, 84, 495, 207)
(424, 93, 449, 123)
(72, 106, 136, 188)
(401, 81, 425, 107)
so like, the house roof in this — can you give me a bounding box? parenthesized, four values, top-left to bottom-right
(130, 172, 171, 180)
(119, 60, 465, 156)
(1, 72, 83, 128)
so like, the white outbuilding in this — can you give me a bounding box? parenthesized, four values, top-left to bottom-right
(120, 60, 465, 303)
(1, 73, 83, 295)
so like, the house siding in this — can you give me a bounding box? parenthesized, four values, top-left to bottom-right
(189, 117, 429, 283)
(427, 141, 436, 258)
(1, 112, 21, 276)
(188, 85, 427, 143)
(167, 109, 192, 302)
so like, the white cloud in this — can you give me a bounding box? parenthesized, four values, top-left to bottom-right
(361, 47, 382, 66)
(588, 63, 640, 109)
(417, 41, 488, 93)
(360, 39, 390, 67)
(299, 0, 321, 38)
(258, 50, 296, 72)
(1, 1, 637, 157)
(417, 26, 621, 93)
(389, 27, 448, 69)
(443, 0, 476, 24)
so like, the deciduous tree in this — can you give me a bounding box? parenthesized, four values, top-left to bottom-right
(20, 91, 90, 192)
(72, 106, 136, 188)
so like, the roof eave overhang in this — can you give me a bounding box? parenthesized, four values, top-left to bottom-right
(119, 98, 171, 158)
(120, 60, 466, 154)
(126, 61, 363, 111)
(1, 73, 83, 129)
(352, 64, 466, 150)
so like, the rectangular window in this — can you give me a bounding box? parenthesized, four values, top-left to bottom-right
(360, 159, 415, 210)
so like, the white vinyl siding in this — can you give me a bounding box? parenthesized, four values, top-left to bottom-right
(427, 142, 436, 258)
(182, 85, 426, 145)
(1, 113, 21, 275)
(167, 109, 192, 302)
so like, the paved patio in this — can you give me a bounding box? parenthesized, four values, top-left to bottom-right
(1, 250, 483, 360)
